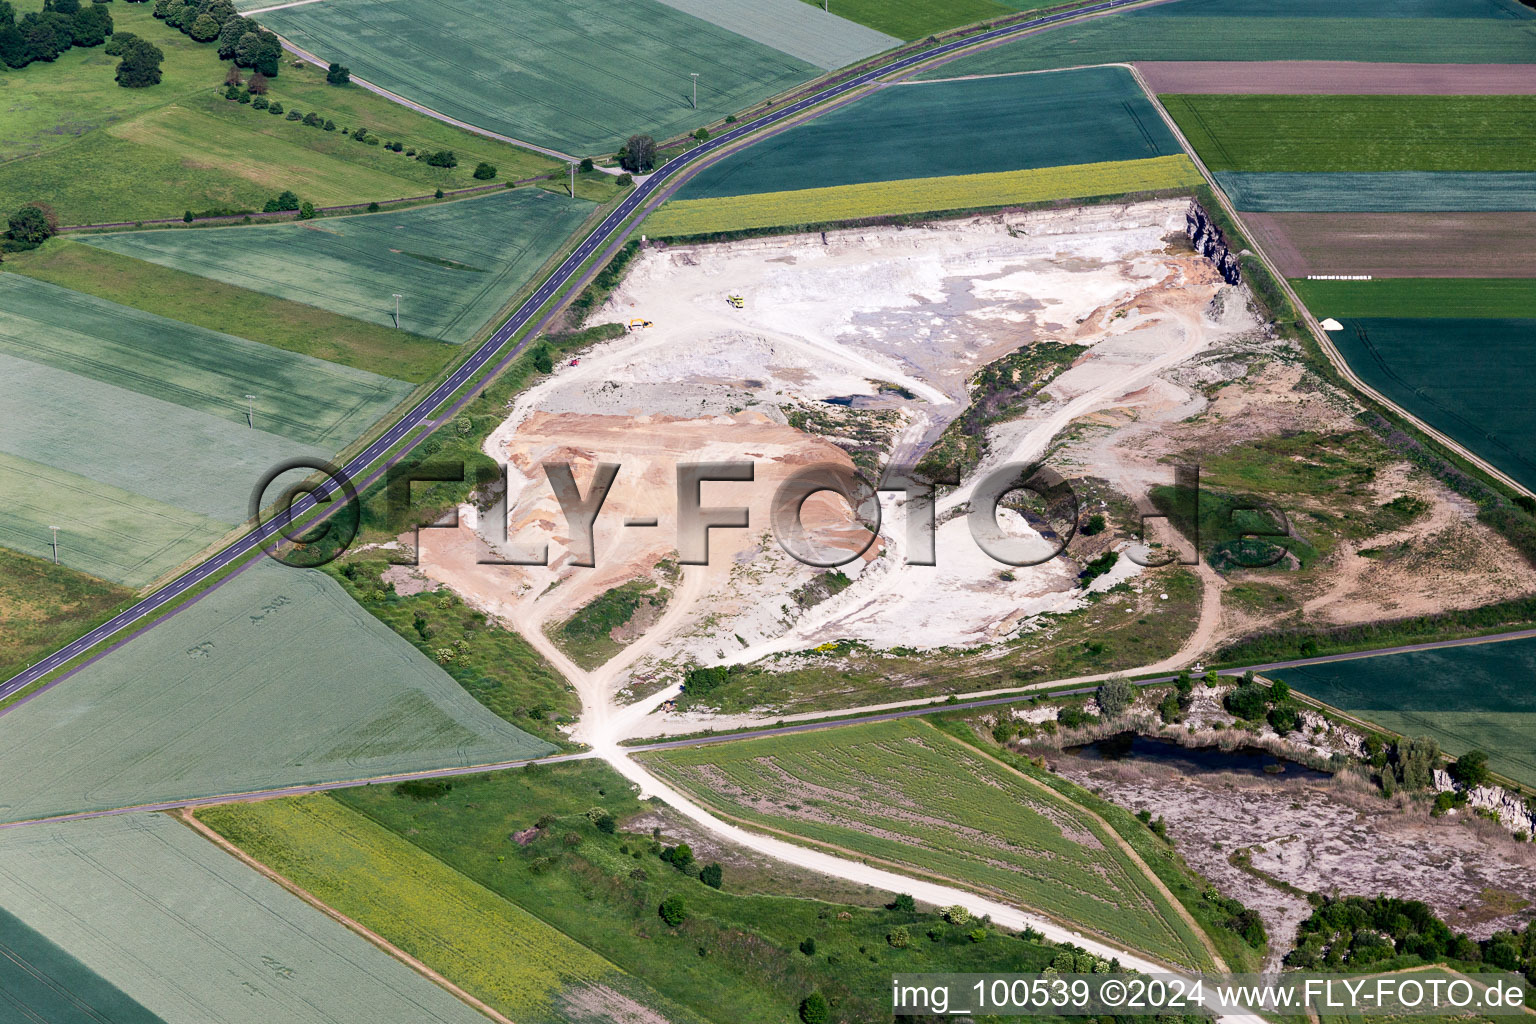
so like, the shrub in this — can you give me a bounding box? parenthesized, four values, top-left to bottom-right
(236, 89, 250, 103)
(1082, 512, 1106, 535)
(297, 200, 315, 219)
(659, 842, 694, 870)
(887, 925, 910, 948)
(263, 189, 299, 212)
(1225, 682, 1269, 720)
(799, 936, 816, 956)
(250, 94, 268, 109)
(943, 905, 971, 926)
(692, 127, 708, 143)
(799, 992, 829, 1024)
(245, 70, 267, 94)
(531, 344, 553, 374)
(323, 119, 335, 131)
(658, 895, 687, 926)
(6, 203, 57, 245)
(366, 201, 380, 212)
(892, 893, 916, 913)
(616, 172, 633, 186)
(324, 60, 348, 84)
(394, 778, 452, 800)
(302, 112, 320, 126)
(182, 209, 194, 223)
(285, 109, 301, 120)
(267, 100, 283, 115)
(423, 149, 457, 168)
(1096, 676, 1134, 718)
(102, 29, 136, 53)
(579, 157, 594, 172)
(698, 862, 722, 889)
(433, 188, 444, 199)
(472, 161, 496, 180)
(1267, 703, 1300, 735)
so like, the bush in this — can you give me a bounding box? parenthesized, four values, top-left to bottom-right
(285, 109, 301, 120)
(1225, 682, 1269, 720)
(323, 119, 335, 131)
(658, 895, 687, 926)
(943, 905, 971, 926)
(579, 157, 594, 172)
(366, 201, 380, 212)
(250, 94, 268, 109)
(1267, 703, 1300, 735)
(433, 188, 444, 199)
(698, 862, 722, 889)
(6, 203, 57, 245)
(616, 172, 633, 186)
(267, 100, 283, 115)
(887, 925, 910, 948)
(892, 893, 916, 913)
(423, 149, 457, 168)
(659, 842, 694, 871)
(297, 200, 315, 219)
(394, 779, 452, 800)
(245, 70, 267, 94)
(692, 127, 708, 143)
(799, 936, 816, 956)
(262, 189, 299, 212)
(1096, 676, 1134, 718)
(799, 992, 829, 1024)
(531, 344, 553, 374)
(303, 112, 320, 127)
(102, 29, 136, 54)
(472, 161, 496, 180)
(324, 60, 348, 84)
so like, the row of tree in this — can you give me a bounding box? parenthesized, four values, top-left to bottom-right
(0, 0, 112, 70)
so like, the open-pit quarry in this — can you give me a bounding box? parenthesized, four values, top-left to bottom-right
(407, 198, 1536, 739)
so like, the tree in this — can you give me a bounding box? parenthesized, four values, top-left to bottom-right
(21, 12, 71, 62)
(1267, 703, 1300, 735)
(698, 862, 722, 889)
(1225, 682, 1269, 720)
(423, 149, 456, 168)
(1082, 512, 1106, 535)
(0, 1, 13, 24)
(324, 59, 348, 83)
(658, 895, 687, 926)
(618, 134, 656, 173)
(302, 111, 320, 126)
(692, 127, 708, 143)
(223, 62, 240, 84)
(69, 4, 111, 45)
(531, 343, 553, 374)
(44, 0, 79, 15)
(114, 37, 162, 85)
(0, 24, 26, 66)
(297, 199, 315, 219)
(265, 99, 282, 115)
(892, 893, 916, 914)
(101, 26, 134, 52)
(7, 204, 56, 245)
(660, 842, 694, 870)
(182, 209, 194, 222)
(472, 161, 496, 180)
(1268, 678, 1291, 703)
(1394, 735, 1441, 791)
(232, 28, 258, 66)
(799, 992, 829, 1024)
(252, 30, 279, 75)
(798, 936, 816, 956)
(578, 157, 593, 172)
(214, 12, 246, 57)
(263, 189, 299, 211)
(1450, 750, 1491, 789)
(1096, 676, 1134, 718)
(187, 11, 216, 39)
(244, 69, 266, 93)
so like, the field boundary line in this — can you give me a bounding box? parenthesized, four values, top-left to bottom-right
(640, 753, 1192, 970)
(925, 719, 1228, 971)
(175, 807, 516, 1024)
(1124, 63, 1536, 502)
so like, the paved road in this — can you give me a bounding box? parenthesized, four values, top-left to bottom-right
(0, 0, 1139, 709)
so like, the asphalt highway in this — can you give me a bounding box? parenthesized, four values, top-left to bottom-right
(0, 0, 1139, 708)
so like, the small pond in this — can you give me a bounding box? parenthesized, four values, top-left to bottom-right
(1063, 731, 1333, 781)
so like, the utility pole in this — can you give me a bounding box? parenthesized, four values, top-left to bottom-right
(49, 526, 59, 564)
(245, 394, 256, 429)
(392, 293, 402, 328)
(569, 162, 576, 198)
(690, 73, 699, 110)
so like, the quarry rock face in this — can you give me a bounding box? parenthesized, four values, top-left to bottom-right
(1434, 768, 1536, 837)
(1187, 201, 1242, 285)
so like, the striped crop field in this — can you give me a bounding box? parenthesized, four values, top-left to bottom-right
(0, 814, 488, 1024)
(641, 718, 1215, 968)
(0, 561, 553, 822)
(198, 795, 688, 1024)
(646, 156, 1203, 236)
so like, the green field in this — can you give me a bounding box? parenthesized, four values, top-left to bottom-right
(0, 547, 130, 684)
(919, 6, 1536, 77)
(197, 795, 698, 1024)
(1164, 95, 1536, 173)
(679, 67, 1179, 199)
(5, 242, 451, 382)
(0, 814, 489, 1024)
(0, 275, 410, 447)
(1331, 317, 1536, 493)
(0, 451, 227, 586)
(1215, 172, 1536, 213)
(642, 718, 1214, 967)
(213, 759, 1131, 1023)
(0, 905, 164, 1024)
(649, 155, 1201, 234)
(795, 0, 1013, 39)
(0, 560, 552, 822)
(259, 0, 821, 154)
(1282, 637, 1536, 788)
(1292, 279, 1536, 319)
(0, 1, 563, 223)
(331, 559, 579, 745)
(82, 189, 595, 343)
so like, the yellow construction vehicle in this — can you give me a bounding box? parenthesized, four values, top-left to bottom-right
(726, 294, 745, 309)
(628, 318, 653, 330)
